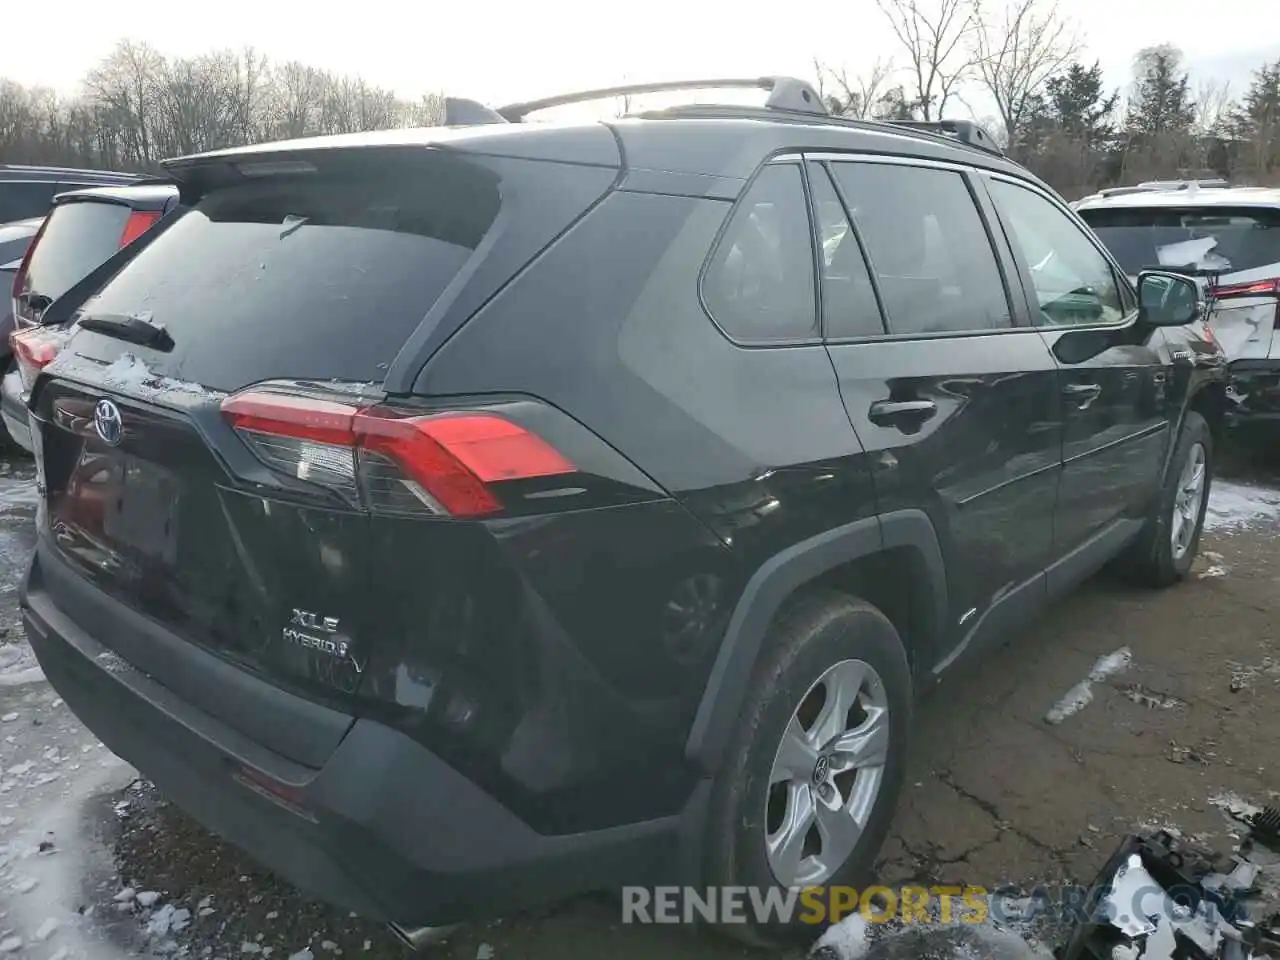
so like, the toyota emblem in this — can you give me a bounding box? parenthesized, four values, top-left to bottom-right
(94, 399, 123, 446)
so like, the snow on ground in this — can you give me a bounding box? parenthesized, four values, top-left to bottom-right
(1044, 647, 1132, 725)
(1203, 479, 1280, 532)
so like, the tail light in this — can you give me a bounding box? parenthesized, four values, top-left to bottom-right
(118, 210, 161, 247)
(1212, 278, 1280, 300)
(221, 389, 577, 518)
(10, 326, 68, 395)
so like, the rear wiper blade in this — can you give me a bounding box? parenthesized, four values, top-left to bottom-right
(77, 313, 174, 352)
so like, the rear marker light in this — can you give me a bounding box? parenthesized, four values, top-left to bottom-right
(221, 391, 576, 518)
(118, 210, 162, 248)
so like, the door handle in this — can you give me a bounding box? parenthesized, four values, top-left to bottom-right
(868, 399, 938, 427)
(1062, 382, 1102, 403)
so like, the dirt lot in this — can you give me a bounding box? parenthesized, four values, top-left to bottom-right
(2, 448, 1278, 960)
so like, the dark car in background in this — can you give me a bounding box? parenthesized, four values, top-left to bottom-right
(5, 183, 178, 450)
(0, 164, 142, 224)
(0, 215, 44, 334)
(19, 78, 1225, 946)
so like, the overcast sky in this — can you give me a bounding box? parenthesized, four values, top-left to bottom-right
(7, 0, 1280, 116)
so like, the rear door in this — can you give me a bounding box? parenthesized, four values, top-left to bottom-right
(983, 174, 1170, 576)
(813, 156, 1063, 673)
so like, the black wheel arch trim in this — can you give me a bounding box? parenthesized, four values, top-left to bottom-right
(684, 509, 947, 774)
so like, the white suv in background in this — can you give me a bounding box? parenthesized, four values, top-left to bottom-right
(1076, 184, 1280, 433)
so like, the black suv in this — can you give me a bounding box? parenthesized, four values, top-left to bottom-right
(20, 78, 1225, 944)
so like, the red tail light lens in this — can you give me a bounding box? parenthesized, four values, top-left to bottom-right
(118, 210, 161, 248)
(221, 390, 576, 518)
(1213, 278, 1280, 299)
(10, 326, 67, 394)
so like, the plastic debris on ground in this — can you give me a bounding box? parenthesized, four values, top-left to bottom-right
(1058, 806, 1280, 960)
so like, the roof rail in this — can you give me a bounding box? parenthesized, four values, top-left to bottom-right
(881, 119, 1003, 157)
(496, 76, 826, 122)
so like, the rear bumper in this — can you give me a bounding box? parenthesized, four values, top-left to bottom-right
(21, 547, 689, 925)
(1225, 359, 1280, 424)
(1, 364, 31, 452)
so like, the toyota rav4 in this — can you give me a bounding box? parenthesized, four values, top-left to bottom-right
(20, 77, 1226, 945)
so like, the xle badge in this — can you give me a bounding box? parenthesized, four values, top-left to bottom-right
(282, 608, 362, 672)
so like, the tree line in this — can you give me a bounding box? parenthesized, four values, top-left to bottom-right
(1, 3, 1279, 202)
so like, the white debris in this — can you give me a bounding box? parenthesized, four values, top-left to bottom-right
(266, 911, 279, 920)
(241, 943, 263, 955)
(1198, 564, 1228, 579)
(287, 950, 313, 960)
(198, 908, 215, 917)
(362, 941, 371, 952)
(1203, 480, 1280, 532)
(113, 887, 136, 902)
(0, 938, 21, 954)
(135, 890, 161, 907)
(1046, 648, 1131, 724)
(32, 918, 58, 942)
(812, 913, 869, 959)
(1210, 792, 1262, 820)
(13, 876, 38, 893)
(1102, 855, 1161, 937)
(475, 944, 494, 960)
(1, 713, 18, 722)
(197, 896, 213, 909)
(7, 761, 34, 776)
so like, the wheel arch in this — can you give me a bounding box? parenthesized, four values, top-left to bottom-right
(684, 509, 947, 774)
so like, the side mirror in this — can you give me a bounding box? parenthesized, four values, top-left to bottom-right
(1137, 270, 1204, 327)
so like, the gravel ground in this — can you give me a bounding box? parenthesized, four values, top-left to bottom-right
(1, 447, 1278, 960)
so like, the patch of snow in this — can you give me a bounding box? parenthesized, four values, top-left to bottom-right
(287, 951, 314, 960)
(475, 944, 494, 960)
(13, 876, 38, 894)
(1046, 648, 1131, 724)
(112, 887, 136, 902)
(1198, 563, 1228, 579)
(1, 712, 18, 722)
(94, 353, 223, 403)
(0, 643, 43, 687)
(0, 937, 21, 953)
(241, 943, 263, 955)
(135, 890, 161, 907)
(147, 905, 190, 937)
(1045, 681, 1093, 724)
(1203, 480, 1280, 532)
(48, 948, 69, 960)
(812, 913, 869, 959)
(32, 918, 58, 942)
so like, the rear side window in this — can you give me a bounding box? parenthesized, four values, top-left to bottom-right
(806, 163, 884, 339)
(703, 164, 818, 342)
(0, 181, 59, 223)
(20, 201, 130, 305)
(74, 151, 502, 391)
(830, 162, 1012, 335)
(1078, 205, 1280, 277)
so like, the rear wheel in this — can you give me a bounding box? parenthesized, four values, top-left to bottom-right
(704, 592, 911, 946)
(1125, 411, 1212, 587)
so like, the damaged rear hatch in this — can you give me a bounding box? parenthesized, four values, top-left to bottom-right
(27, 136, 619, 765)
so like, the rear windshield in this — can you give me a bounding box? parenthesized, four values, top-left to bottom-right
(1079, 205, 1280, 276)
(74, 151, 502, 391)
(23, 201, 130, 303)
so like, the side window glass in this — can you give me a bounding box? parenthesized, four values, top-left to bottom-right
(830, 163, 1012, 335)
(987, 179, 1127, 327)
(703, 164, 817, 342)
(806, 163, 885, 339)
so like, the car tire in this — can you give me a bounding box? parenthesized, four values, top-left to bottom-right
(703, 591, 911, 947)
(1123, 410, 1213, 587)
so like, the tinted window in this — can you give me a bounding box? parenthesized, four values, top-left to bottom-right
(989, 179, 1126, 327)
(807, 164, 885, 339)
(1078, 205, 1280, 277)
(20, 201, 130, 305)
(74, 152, 502, 391)
(830, 163, 1010, 335)
(703, 164, 817, 342)
(0, 181, 59, 223)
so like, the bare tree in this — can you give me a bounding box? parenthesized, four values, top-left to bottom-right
(875, 0, 977, 120)
(814, 58, 897, 118)
(1193, 78, 1233, 135)
(971, 0, 1079, 156)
